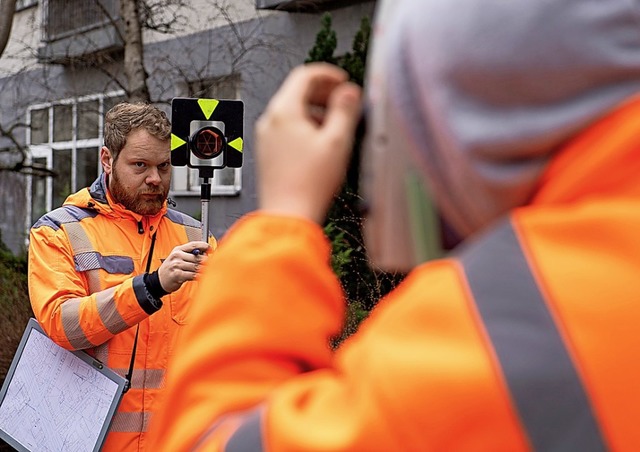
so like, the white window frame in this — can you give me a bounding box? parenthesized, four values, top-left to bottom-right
(25, 90, 124, 231)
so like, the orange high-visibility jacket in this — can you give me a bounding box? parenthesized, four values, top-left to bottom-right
(28, 174, 216, 452)
(149, 98, 640, 451)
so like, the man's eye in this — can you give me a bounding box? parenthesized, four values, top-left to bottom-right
(135, 162, 146, 168)
(159, 162, 171, 170)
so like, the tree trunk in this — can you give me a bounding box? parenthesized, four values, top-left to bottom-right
(0, 0, 17, 59)
(120, 0, 150, 102)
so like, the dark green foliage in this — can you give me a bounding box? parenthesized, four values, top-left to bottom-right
(0, 233, 31, 450)
(305, 14, 338, 66)
(340, 16, 371, 86)
(307, 14, 405, 343)
(0, 232, 32, 389)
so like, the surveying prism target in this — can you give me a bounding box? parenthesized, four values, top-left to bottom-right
(170, 98, 244, 170)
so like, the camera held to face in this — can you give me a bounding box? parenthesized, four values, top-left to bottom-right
(170, 98, 244, 175)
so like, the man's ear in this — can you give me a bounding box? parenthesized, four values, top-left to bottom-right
(100, 146, 113, 175)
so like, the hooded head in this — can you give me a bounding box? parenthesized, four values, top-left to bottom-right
(361, 0, 640, 272)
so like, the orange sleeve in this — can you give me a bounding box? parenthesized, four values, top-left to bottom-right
(28, 223, 150, 350)
(149, 212, 528, 451)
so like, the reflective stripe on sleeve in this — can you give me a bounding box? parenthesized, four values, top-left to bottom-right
(64, 222, 95, 254)
(459, 219, 607, 451)
(96, 286, 129, 335)
(60, 298, 94, 349)
(65, 222, 102, 294)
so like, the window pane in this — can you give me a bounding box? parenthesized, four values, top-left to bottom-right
(189, 74, 241, 99)
(52, 149, 72, 208)
(215, 167, 236, 186)
(171, 166, 188, 191)
(215, 75, 241, 99)
(104, 95, 126, 114)
(77, 100, 100, 140)
(189, 168, 200, 190)
(31, 108, 49, 145)
(53, 105, 73, 142)
(76, 147, 99, 190)
(31, 157, 48, 226)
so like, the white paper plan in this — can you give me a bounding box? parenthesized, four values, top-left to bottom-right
(0, 321, 125, 452)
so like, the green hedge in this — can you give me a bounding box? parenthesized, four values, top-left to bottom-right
(0, 234, 32, 388)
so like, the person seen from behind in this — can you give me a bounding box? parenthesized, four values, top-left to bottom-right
(150, 0, 640, 449)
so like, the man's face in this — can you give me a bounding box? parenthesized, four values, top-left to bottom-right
(101, 128, 171, 216)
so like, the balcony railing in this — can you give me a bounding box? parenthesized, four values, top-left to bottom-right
(39, 0, 122, 64)
(255, 0, 369, 12)
(44, 0, 119, 42)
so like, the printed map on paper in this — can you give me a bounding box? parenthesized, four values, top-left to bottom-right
(0, 328, 119, 452)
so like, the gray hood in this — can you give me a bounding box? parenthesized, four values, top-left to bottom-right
(382, 0, 640, 236)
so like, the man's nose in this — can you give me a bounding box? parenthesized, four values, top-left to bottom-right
(146, 167, 162, 185)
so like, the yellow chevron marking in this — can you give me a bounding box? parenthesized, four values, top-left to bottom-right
(228, 137, 243, 152)
(171, 134, 186, 151)
(198, 99, 219, 120)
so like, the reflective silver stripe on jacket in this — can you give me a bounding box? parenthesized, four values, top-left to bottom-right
(64, 221, 102, 294)
(195, 406, 265, 452)
(109, 411, 151, 433)
(96, 286, 128, 335)
(224, 408, 264, 452)
(110, 367, 165, 391)
(60, 298, 94, 349)
(165, 208, 204, 242)
(459, 218, 607, 451)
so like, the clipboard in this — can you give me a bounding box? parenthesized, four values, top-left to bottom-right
(0, 318, 126, 452)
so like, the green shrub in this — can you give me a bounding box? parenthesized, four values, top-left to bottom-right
(308, 14, 405, 343)
(0, 234, 32, 388)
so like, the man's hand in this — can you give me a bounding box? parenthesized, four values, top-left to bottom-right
(158, 241, 210, 293)
(256, 63, 362, 224)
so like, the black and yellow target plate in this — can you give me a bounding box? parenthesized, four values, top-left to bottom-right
(170, 97, 244, 168)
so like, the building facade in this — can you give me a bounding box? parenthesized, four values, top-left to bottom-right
(0, 0, 376, 255)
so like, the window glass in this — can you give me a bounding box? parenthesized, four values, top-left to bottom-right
(188, 74, 241, 99)
(28, 93, 133, 218)
(216, 167, 236, 186)
(52, 149, 72, 208)
(53, 104, 73, 142)
(104, 95, 126, 114)
(76, 147, 100, 189)
(31, 108, 49, 145)
(77, 100, 100, 140)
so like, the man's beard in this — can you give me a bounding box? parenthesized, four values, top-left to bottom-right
(109, 168, 168, 216)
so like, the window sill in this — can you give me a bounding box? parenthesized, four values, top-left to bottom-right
(171, 187, 241, 197)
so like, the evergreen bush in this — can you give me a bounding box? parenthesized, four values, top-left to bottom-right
(307, 14, 405, 344)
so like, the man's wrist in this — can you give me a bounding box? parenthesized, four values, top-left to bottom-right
(144, 270, 169, 299)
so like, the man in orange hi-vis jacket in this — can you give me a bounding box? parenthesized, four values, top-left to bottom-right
(28, 102, 214, 451)
(150, 0, 640, 450)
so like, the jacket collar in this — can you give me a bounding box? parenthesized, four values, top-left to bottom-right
(534, 95, 640, 204)
(69, 173, 168, 228)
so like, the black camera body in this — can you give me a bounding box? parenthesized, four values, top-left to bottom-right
(170, 98, 244, 176)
